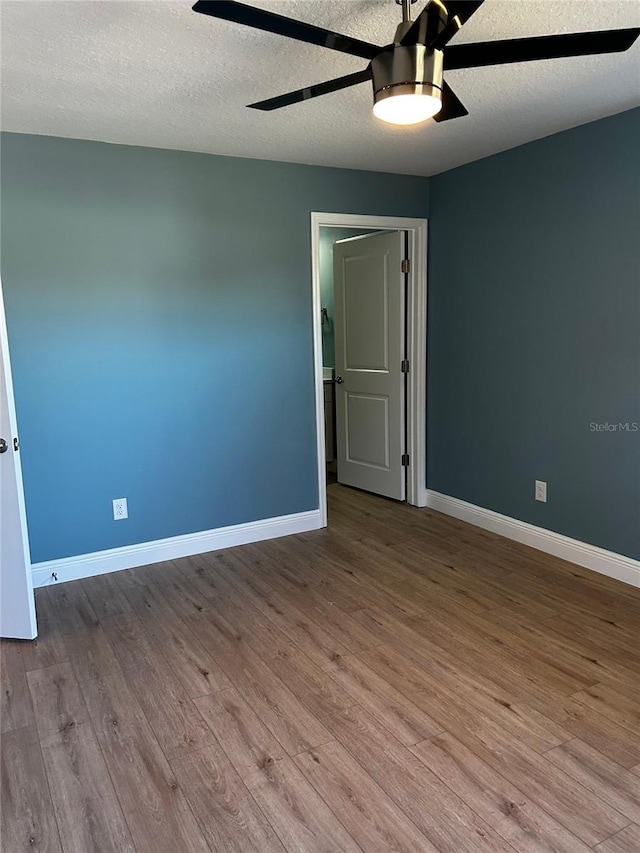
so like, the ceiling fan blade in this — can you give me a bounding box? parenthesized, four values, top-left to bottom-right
(248, 68, 372, 111)
(192, 1, 381, 60)
(431, 1, 485, 50)
(433, 81, 469, 121)
(445, 27, 640, 70)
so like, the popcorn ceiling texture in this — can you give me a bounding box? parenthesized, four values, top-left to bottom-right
(1, 0, 639, 176)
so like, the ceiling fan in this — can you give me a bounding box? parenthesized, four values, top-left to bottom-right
(192, 0, 640, 126)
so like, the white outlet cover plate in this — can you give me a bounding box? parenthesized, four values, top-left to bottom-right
(535, 481, 547, 503)
(113, 498, 128, 520)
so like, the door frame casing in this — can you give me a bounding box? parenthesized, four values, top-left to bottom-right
(311, 212, 428, 526)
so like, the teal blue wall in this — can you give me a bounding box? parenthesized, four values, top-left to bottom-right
(1, 133, 429, 562)
(3, 110, 638, 566)
(428, 108, 640, 560)
(319, 227, 376, 368)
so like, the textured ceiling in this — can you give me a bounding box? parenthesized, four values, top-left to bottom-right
(1, 1, 639, 176)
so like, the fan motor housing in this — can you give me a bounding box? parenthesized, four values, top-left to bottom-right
(371, 45, 444, 105)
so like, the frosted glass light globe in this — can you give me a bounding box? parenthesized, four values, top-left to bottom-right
(373, 92, 442, 126)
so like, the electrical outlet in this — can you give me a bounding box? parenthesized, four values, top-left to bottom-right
(113, 498, 128, 520)
(535, 480, 547, 503)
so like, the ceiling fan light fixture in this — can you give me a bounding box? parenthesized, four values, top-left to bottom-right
(371, 44, 444, 127)
(373, 90, 441, 125)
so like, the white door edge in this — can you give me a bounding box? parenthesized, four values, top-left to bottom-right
(0, 275, 37, 639)
(310, 212, 428, 526)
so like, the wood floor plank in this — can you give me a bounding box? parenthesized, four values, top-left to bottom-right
(412, 731, 592, 853)
(210, 550, 354, 669)
(241, 753, 361, 853)
(336, 527, 520, 592)
(19, 591, 68, 673)
(195, 689, 287, 770)
(258, 564, 384, 654)
(1, 640, 34, 733)
(521, 571, 640, 631)
(534, 695, 640, 769)
(317, 572, 421, 621)
(594, 824, 640, 853)
(66, 628, 210, 853)
(321, 703, 516, 853)
(4, 481, 639, 852)
(121, 560, 211, 618)
(187, 584, 357, 729)
(26, 662, 88, 737)
(543, 610, 640, 656)
(357, 645, 628, 846)
(103, 612, 216, 760)
(296, 740, 439, 853)
(189, 609, 332, 756)
(432, 604, 599, 694)
(39, 724, 135, 852)
(0, 725, 62, 853)
(27, 662, 134, 852)
(121, 582, 231, 697)
(45, 581, 99, 635)
(403, 609, 578, 709)
(407, 608, 592, 700)
(601, 674, 640, 709)
(251, 537, 332, 588)
(171, 742, 286, 853)
(195, 689, 360, 853)
(485, 607, 640, 697)
(314, 527, 416, 589)
(197, 586, 300, 661)
(358, 619, 571, 753)
(326, 651, 444, 746)
(571, 684, 640, 736)
(329, 490, 544, 594)
(262, 646, 359, 726)
(80, 571, 132, 620)
(171, 552, 235, 600)
(389, 548, 523, 613)
(430, 724, 630, 847)
(263, 534, 422, 619)
(544, 738, 640, 824)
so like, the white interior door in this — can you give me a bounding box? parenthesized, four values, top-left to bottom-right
(333, 231, 406, 500)
(0, 280, 37, 639)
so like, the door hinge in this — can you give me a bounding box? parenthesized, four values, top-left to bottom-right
(402, 453, 410, 467)
(401, 259, 411, 274)
(401, 359, 410, 374)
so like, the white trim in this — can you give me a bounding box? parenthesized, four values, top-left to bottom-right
(406, 223, 428, 507)
(0, 276, 37, 638)
(311, 212, 428, 520)
(311, 218, 327, 526)
(426, 490, 640, 589)
(31, 509, 322, 588)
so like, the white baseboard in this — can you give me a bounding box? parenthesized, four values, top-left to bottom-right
(425, 490, 640, 589)
(32, 509, 322, 588)
(31, 494, 640, 591)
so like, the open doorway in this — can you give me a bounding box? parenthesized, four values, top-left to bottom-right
(311, 213, 428, 527)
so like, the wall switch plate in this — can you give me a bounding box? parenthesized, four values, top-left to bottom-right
(113, 498, 128, 520)
(535, 480, 547, 503)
